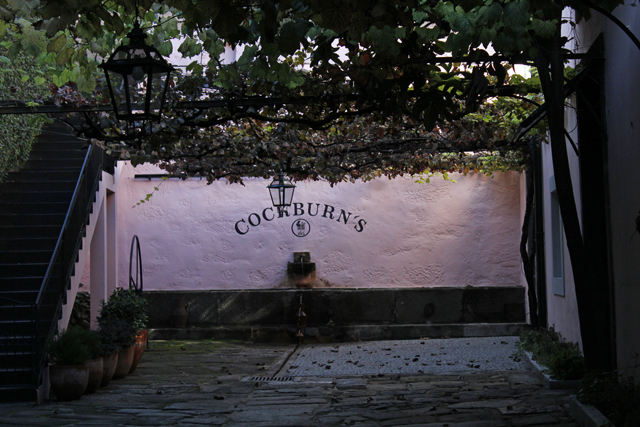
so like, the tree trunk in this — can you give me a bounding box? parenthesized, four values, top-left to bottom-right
(520, 164, 539, 328)
(533, 28, 613, 371)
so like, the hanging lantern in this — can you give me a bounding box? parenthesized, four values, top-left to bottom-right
(267, 172, 296, 210)
(100, 22, 174, 123)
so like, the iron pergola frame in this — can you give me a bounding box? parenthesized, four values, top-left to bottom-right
(0, 52, 600, 118)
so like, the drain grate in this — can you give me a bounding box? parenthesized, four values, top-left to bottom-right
(249, 376, 295, 382)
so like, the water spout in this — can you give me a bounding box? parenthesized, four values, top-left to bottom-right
(295, 295, 307, 344)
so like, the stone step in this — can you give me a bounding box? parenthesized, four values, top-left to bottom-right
(0, 225, 61, 238)
(149, 322, 530, 344)
(0, 180, 76, 193)
(0, 191, 72, 203)
(0, 385, 36, 402)
(0, 202, 69, 215)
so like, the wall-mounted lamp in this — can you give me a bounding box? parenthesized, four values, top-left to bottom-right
(267, 172, 296, 211)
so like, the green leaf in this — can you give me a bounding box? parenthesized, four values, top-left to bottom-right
(158, 40, 173, 57)
(451, 13, 473, 34)
(56, 46, 74, 66)
(34, 76, 46, 85)
(0, 56, 10, 65)
(7, 0, 36, 14)
(477, 3, 503, 26)
(479, 27, 497, 47)
(371, 1, 386, 18)
(277, 21, 303, 56)
(21, 25, 47, 57)
(0, 6, 13, 22)
(99, 9, 125, 34)
(237, 45, 258, 70)
(178, 37, 202, 57)
(530, 18, 557, 38)
(186, 61, 203, 75)
(365, 25, 404, 56)
(47, 33, 67, 53)
(21, 74, 30, 82)
(503, 1, 530, 28)
(90, 41, 107, 56)
(44, 17, 67, 38)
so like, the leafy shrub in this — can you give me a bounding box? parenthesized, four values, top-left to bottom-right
(81, 328, 104, 360)
(550, 347, 586, 380)
(97, 288, 148, 353)
(48, 327, 92, 365)
(579, 369, 640, 427)
(517, 326, 586, 380)
(97, 315, 131, 355)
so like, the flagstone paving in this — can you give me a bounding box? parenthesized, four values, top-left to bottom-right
(0, 339, 579, 426)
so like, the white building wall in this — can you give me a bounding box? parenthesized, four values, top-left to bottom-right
(61, 165, 123, 330)
(115, 162, 525, 292)
(577, 4, 640, 378)
(541, 3, 640, 377)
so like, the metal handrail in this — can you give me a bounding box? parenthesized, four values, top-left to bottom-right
(36, 143, 95, 306)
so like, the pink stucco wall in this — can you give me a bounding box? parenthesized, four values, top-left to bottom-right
(114, 162, 524, 291)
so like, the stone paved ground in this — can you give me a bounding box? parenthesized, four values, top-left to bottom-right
(283, 337, 526, 376)
(0, 339, 579, 426)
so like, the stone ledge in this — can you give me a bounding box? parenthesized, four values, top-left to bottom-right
(521, 351, 581, 389)
(149, 322, 529, 343)
(522, 353, 615, 426)
(144, 287, 527, 329)
(568, 394, 614, 427)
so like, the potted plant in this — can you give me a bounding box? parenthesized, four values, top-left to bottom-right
(97, 288, 147, 379)
(79, 328, 104, 394)
(48, 327, 92, 401)
(97, 319, 121, 387)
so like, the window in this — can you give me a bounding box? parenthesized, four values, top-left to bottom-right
(550, 177, 565, 296)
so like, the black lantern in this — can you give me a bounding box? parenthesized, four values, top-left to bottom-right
(100, 22, 174, 123)
(268, 172, 296, 210)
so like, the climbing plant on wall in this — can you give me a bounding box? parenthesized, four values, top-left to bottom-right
(0, 42, 52, 183)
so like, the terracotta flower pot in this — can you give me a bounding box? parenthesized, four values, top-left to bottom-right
(49, 364, 89, 401)
(101, 352, 118, 387)
(85, 358, 103, 394)
(129, 330, 148, 374)
(113, 346, 134, 379)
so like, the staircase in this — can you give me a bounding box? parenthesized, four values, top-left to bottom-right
(0, 120, 106, 402)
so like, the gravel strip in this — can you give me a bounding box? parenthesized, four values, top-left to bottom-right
(284, 336, 526, 376)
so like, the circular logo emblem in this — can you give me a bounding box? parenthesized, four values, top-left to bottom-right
(291, 219, 311, 237)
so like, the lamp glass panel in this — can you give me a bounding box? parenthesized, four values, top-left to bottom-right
(132, 48, 146, 59)
(269, 186, 282, 206)
(107, 70, 127, 117)
(283, 186, 295, 206)
(149, 71, 168, 115)
(127, 71, 148, 115)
